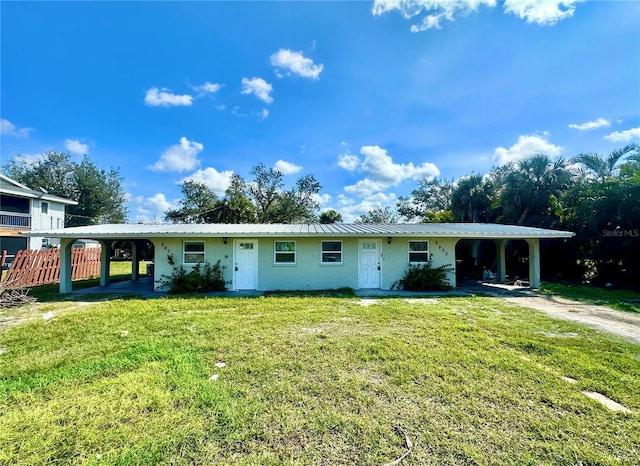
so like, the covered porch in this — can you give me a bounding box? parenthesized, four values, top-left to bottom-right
(58, 237, 155, 294)
(455, 237, 543, 288)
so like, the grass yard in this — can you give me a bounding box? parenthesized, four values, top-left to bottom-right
(540, 282, 640, 314)
(0, 295, 638, 465)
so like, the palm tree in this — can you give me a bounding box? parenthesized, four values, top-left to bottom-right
(571, 143, 639, 181)
(318, 209, 343, 224)
(451, 174, 494, 223)
(499, 155, 572, 227)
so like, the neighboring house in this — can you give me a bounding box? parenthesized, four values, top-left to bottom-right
(0, 173, 77, 262)
(23, 223, 574, 294)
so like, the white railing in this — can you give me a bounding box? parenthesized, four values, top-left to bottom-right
(0, 212, 31, 228)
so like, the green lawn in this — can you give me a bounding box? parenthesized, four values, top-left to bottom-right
(541, 282, 640, 314)
(0, 295, 638, 465)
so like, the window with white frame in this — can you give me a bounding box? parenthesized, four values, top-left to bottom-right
(274, 241, 296, 264)
(408, 241, 429, 263)
(41, 201, 49, 214)
(321, 241, 342, 264)
(183, 241, 205, 264)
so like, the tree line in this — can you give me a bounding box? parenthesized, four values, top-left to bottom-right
(4, 145, 638, 287)
(386, 144, 639, 288)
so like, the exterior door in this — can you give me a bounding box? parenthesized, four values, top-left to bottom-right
(358, 240, 381, 289)
(234, 240, 258, 290)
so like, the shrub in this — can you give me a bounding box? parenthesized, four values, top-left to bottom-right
(157, 244, 228, 294)
(399, 260, 453, 291)
(164, 261, 227, 294)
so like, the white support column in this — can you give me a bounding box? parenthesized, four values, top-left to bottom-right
(471, 240, 481, 266)
(130, 241, 139, 281)
(527, 238, 541, 288)
(99, 240, 112, 287)
(496, 239, 507, 283)
(59, 238, 74, 294)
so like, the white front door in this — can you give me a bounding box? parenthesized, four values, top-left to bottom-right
(234, 240, 258, 290)
(358, 240, 381, 289)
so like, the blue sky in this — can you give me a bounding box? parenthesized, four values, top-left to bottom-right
(1, 0, 639, 222)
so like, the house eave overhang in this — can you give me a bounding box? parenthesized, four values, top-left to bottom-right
(21, 223, 575, 240)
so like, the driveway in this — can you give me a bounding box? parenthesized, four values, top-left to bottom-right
(467, 282, 640, 344)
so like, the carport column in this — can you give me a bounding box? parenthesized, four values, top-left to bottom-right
(526, 238, 541, 289)
(99, 240, 112, 287)
(59, 238, 74, 294)
(495, 239, 507, 283)
(471, 240, 481, 266)
(130, 241, 139, 281)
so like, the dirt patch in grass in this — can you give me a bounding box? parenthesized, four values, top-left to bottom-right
(0, 301, 101, 333)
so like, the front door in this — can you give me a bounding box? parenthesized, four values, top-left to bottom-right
(358, 240, 381, 289)
(234, 240, 258, 290)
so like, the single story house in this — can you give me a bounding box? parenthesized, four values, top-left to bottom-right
(23, 223, 573, 294)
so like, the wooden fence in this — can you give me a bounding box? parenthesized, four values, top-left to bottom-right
(1, 248, 101, 288)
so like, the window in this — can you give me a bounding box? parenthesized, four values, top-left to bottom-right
(321, 241, 342, 264)
(41, 201, 49, 214)
(274, 241, 296, 264)
(409, 241, 429, 263)
(183, 241, 205, 263)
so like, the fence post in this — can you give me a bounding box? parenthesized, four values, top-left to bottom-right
(0, 249, 6, 281)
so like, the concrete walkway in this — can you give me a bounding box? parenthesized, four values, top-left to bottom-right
(71, 279, 506, 299)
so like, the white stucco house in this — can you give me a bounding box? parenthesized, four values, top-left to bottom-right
(0, 173, 77, 261)
(23, 223, 574, 294)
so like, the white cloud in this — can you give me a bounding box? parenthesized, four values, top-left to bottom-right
(361, 145, 439, 183)
(14, 153, 46, 165)
(313, 193, 332, 206)
(373, 0, 580, 30)
(1, 119, 33, 138)
(274, 160, 302, 175)
(149, 137, 203, 172)
(260, 108, 269, 120)
(65, 139, 89, 155)
(144, 193, 175, 212)
(337, 153, 360, 171)
(241, 77, 273, 104)
(336, 193, 398, 223)
(144, 87, 193, 107)
(270, 49, 324, 79)
(192, 81, 223, 95)
(372, 0, 496, 31)
(131, 192, 180, 223)
(343, 145, 439, 195)
(345, 179, 385, 197)
(569, 118, 611, 131)
(503, 0, 582, 25)
(604, 127, 640, 143)
(181, 167, 234, 196)
(493, 133, 563, 165)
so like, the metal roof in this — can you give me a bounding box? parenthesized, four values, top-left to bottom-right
(23, 223, 574, 239)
